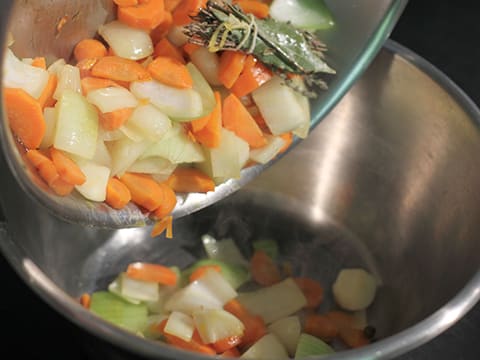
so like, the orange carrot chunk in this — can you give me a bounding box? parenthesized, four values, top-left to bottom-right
(151, 183, 177, 219)
(224, 299, 267, 347)
(192, 91, 222, 148)
(113, 0, 138, 6)
(279, 132, 294, 153)
(31, 57, 47, 70)
(49, 147, 86, 185)
(172, 0, 207, 26)
(154, 38, 185, 64)
(74, 39, 108, 62)
(147, 56, 193, 89)
(294, 277, 324, 309)
(220, 347, 241, 358)
(189, 264, 222, 283)
(106, 177, 132, 209)
(150, 11, 174, 44)
(26, 149, 59, 186)
(231, 55, 272, 98)
(126, 261, 178, 285)
(119, 172, 165, 211)
(166, 167, 215, 193)
(250, 250, 281, 286)
(212, 335, 243, 353)
(218, 51, 247, 89)
(49, 177, 75, 196)
(234, 0, 270, 19)
(151, 215, 174, 238)
(304, 313, 339, 342)
(80, 293, 91, 309)
(37, 74, 58, 109)
(76, 57, 99, 78)
(118, 0, 166, 30)
(91, 56, 151, 82)
(165, 0, 183, 12)
(222, 93, 267, 148)
(4, 88, 45, 149)
(98, 107, 134, 131)
(339, 328, 370, 349)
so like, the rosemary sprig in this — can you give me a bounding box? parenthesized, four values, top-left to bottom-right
(184, 0, 335, 98)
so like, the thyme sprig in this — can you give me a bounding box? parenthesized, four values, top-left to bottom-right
(184, 0, 335, 98)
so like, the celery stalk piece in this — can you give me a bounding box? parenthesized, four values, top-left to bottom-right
(294, 333, 334, 359)
(90, 291, 148, 333)
(182, 259, 250, 290)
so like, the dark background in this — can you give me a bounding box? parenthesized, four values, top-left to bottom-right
(2, 1, 480, 359)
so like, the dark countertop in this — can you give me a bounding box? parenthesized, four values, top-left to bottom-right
(2, 1, 480, 359)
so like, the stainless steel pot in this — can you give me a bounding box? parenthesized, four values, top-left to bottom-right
(1, 41, 480, 359)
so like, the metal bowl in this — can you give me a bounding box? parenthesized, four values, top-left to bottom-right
(1, 41, 480, 359)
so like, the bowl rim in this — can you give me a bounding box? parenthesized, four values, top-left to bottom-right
(1, 38, 480, 360)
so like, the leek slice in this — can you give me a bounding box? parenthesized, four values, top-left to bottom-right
(294, 333, 334, 359)
(90, 291, 148, 333)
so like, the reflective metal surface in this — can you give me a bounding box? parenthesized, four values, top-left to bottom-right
(0, 0, 407, 228)
(1, 41, 480, 359)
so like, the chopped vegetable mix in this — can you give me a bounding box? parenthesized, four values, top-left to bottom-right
(81, 234, 379, 359)
(2, 0, 335, 236)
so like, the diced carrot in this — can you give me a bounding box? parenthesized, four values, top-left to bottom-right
(147, 56, 193, 88)
(192, 91, 222, 148)
(118, 0, 165, 30)
(223, 299, 267, 347)
(150, 11, 174, 44)
(190, 112, 210, 133)
(154, 38, 185, 64)
(166, 167, 215, 193)
(220, 347, 241, 358)
(126, 261, 178, 285)
(250, 250, 281, 286)
(49, 177, 75, 196)
(81, 77, 121, 95)
(98, 107, 134, 131)
(218, 51, 247, 89)
(231, 55, 272, 97)
(4, 88, 45, 149)
(31, 57, 47, 69)
(119, 172, 165, 211)
(113, 0, 138, 6)
(222, 93, 267, 148)
(183, 43, 200, 56)
(213, 335, 243, 353)
(339, 327, 370, 349)
(80, 293, 91, 309)
(76, 57, 99, 78)
(26, 149, 59, 187)
(294, 277, 324, 309)
(189, 264, 221, 282)
(91, 56, 151, 82)
(279, 132, 293, 153)
(106, 177, 132, 209)
(234, 0, 269, 19)
(49, 147, 86, 185)
(304, 313, 339, 342)
(165, 0, 183, 12)
(151, 183, 177, 219)
(324, 311, 356, 330)
(172, 0, 207, 26)
(37, 74, 58, 109)
(151, 215, 174, 238)
(74, 39, 108, 62)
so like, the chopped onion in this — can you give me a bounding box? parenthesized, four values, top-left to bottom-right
(268, 316, 301, 356)
(189, 47, 221, 86)
(120, 273, 160, 302)
(87, 86, 139, 114)
(128, 157, 176, 176)
(127, 104, 172, 141)
(108, 137, 151, 176)
(164, 311, 195, 342)
(74, 159, 111, 202)
(53, 64, 81, 100)
(40, 107, 57, 150)
(249, 135, 286, 164)
(3, 48, 49, 99)
(240, 334, 288, 360)
(193, 309, 245, 344)
(98, 20, 153, 60)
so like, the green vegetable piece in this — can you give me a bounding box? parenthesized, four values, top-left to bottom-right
(202, 235, 249, 266)
(294, 333, 335, 359)
(253, 239, 279, 260)
(90, 291, 148, 333)
(270, 0, 335, 31)
(182, 259, 250, 289)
